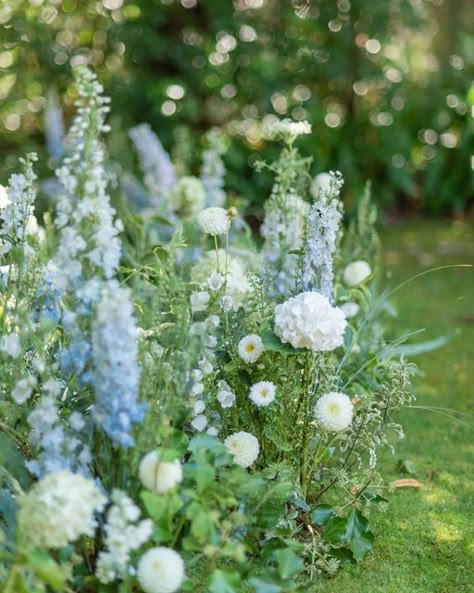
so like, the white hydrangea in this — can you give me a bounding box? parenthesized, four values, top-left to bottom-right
(249, 381, 276, 407)
(0, 332, 21, 358)
(314, 392, 354, 432)
(224, 431, 260, 468)
(190, 291, 209, 313)
(139, 451, 183, 494)
(343, 260, 372, 287)
(274, 291, 347, 352)
(17, 470, 106, 549)
(191, 250, 251, 310)
(310, 172, 332, 199)
(196, 207, 229, 236)
(238, 334, 264, 363)
(137, 547, 185, 593)
(96, 490, 153, 584)
(341, 302, 360, 319)
(169, 176, 205, 218)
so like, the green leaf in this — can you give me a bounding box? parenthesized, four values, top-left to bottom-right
(196, 464, 215, 492)
(310, 504, 335, 526)
(209, 569, 241, 593)
(249, 576, 282, 593)
(273, 548, 304, 579)
(191, 510, 213, 542)
(140, 491, 166, 520)
(0, 433, 30, 488)
(261, 330, 304, 355)
(344, 509, 374, 562)
(25, 549, 66, 591)
(323, 516, 348, 542)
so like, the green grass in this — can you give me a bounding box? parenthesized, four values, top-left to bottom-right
(309, 219, 474, 593)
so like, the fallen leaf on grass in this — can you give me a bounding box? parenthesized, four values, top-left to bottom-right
(392, 478, 426, 489)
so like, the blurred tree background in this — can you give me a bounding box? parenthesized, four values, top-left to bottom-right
(1, 0, 473, 214)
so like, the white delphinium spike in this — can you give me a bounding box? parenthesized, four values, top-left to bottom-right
(200, 128, 227, 207)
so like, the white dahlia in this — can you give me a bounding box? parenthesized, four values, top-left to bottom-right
(314, 392, 354, 432)
(17, 470, 106, 549)
(343, 260, 372, 287)
(224, 431, 260, 468)
(238, 334, 264, 363)
(249, 381, 276, 407)
(274, 291, 347, 352)
(137, 547, 185, 593)
(196, 207, 229, 236)
(139, 452, 183, 494)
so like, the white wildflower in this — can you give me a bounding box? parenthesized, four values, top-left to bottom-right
(314, 392, 354, 432)
(139, 451, 183, 494)
(341, 302, 360, 318)
(0, 333, 21, 358)
(11, 375, 37, 405)
(310, 172, 332, 199)
(0, 184, 10, 209)
(207, 271, 224, 291)
(190, 291, 210, 313)
(217, 384, 236, 408)
(193, 400, 206, 415)
(238, 334, 264, 363)
(137, 547, 185, 593)
(224, 431, 260, 468)
(274, 291, 347, 352)
(249, 381, 276, 407)
(169, 176, 205, 218)
(266, 118, 312, 141)
(191, 414, 208, 431)
(343, 260, 372, 287)
(196, 207, 229, 236)
(220, 295, 234, 312)
(17, 470, 106, 549)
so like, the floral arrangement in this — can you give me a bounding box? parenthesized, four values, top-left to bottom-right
(0, 67, 417, 593)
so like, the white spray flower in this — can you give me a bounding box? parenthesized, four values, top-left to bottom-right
(224, 431, 260, 468)
(137, 547, 185, 593)
(190, 291, 209, 313)
(314, 392, 354, 432)
(238, 334, 264, 363)
(196, 207, 229, 236)
(249, 381, 276, 407)
(343, 260, 372, 287)
(139, 451, 183, 494)
(310, 172, 332, 199)
(274, 291, 347, 352)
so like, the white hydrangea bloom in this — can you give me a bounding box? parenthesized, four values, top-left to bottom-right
(137, 547, 185, 593)
(274, 291, 347, 352)
(0, 333, 21, 358)
(169, 176, 205, 218)
(341, 302, 360, 319)
(139, 452, 183, 494)
(17, 470, 106, 549)
(190, 291, 210, 313)
(314, 392, 354, 432)
(310, 172, 332, 199)
(343, 260, 372, 287)
(196, 207, 229, 236)
(96, 490, 153, 584)
(238, 334, 264, 363)
(224, 431, 260, 468)
(249, 381, 276, 407)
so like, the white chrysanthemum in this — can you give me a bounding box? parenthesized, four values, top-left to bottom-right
(310, 172, 332, 199)
(196, 207, 229, 236)
(139, 452, 183, 494)
(17, 470, 106, 549)
(224, 431, 260, 468)
(137, 547, 185, 593)
(249, 381, 276, 407)
(169, 176, 205, 218)
(274, 291, 347, 352)
(343, 260, 372, 287)
(314, 392, 354, 432)
(341, 302, 360, 319)
(238, 334, 264, 363)
(191, 250, 251, 310)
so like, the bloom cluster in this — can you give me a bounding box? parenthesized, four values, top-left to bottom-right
(200, 128, 227, 207)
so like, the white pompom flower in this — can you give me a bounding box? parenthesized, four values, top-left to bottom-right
(238, 334, 264, 363)
(196, 207, 229, 236)
(343, 260, 372, 287)
(314, 392, 354, 432)
(249, 381, 276, 407)
(139, 452, 183, 494)
(274, 291, 347, 352)
(137, 547, 185, 593)
(224, 431, 260, 468)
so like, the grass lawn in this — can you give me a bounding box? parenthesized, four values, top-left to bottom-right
(309, 219, 474, 593)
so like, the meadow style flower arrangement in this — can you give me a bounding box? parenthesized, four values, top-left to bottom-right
(0, 67, 416, 593)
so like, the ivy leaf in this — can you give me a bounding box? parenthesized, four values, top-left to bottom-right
(209, 569, 241, 593)
(261, 330, 304, 355)
(273, 548, 304, 579)
(310, 504, 335, 526)
(249, 576, 282, 593)
(344, 509, 374, 562)
(322, 516, 347, 542)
